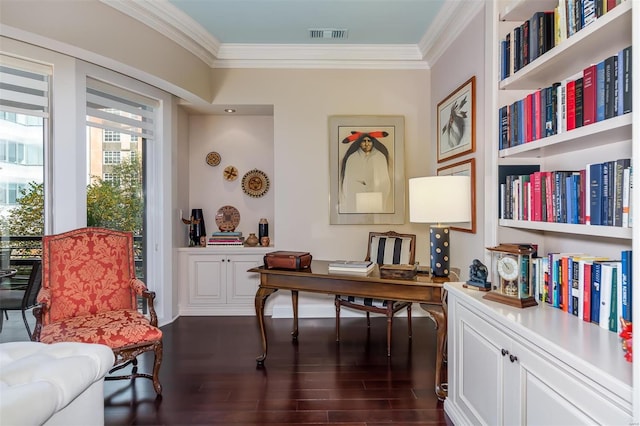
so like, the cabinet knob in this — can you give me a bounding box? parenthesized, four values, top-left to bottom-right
(501, 348, 509, 356)
(509, 354, 518, 363)
(222, 259, 226, 262)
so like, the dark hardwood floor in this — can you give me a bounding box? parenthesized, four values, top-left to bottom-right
(2, 313, 451, 425)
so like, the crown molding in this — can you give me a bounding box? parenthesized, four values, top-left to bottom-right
(100, 0, 220, 65)
(102, 0, 475, 69)
(419, 0, 485, 65)
(214, 43, 428, 69)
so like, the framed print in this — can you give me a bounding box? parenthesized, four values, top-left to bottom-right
(437, 76, 475, 163)
(437, 158, 476, 233)
(329, 115, 405, 225)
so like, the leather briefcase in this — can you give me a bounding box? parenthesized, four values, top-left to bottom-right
(264, 251, 312, 270)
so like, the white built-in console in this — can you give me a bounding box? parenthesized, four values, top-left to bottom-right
(444, 282, 632, 425)
(177, 247, 272, 315)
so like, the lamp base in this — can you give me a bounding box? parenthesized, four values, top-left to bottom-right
(430, 225, 450, 277)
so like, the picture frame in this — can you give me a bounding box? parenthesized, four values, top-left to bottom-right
(437, 158, 476, 233)
(437, 76, 475, 163)
(329, 115, 405, 225)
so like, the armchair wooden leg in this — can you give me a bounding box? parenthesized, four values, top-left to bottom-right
(407, 304, 412, 339)
(366, 312, 371, 328)
(152, 341, 163, 396)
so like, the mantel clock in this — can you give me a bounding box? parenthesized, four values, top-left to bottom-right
(483, 244, 538, 308)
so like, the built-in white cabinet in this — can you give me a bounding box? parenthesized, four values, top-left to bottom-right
(444, 282, 632, 425)
(478, 0, 637, 421)
(177, 247, 272, 315)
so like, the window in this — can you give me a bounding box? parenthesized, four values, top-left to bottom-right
(103, 151, 121, 164)
(86, 78, 157, 287)
(103, 129, 120, 142)
(0, 54, 49, 237)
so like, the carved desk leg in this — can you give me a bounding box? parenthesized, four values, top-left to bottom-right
(291, 290, 299, 341)
(255, 286, 278, 366)
(420, 297, 448, 401)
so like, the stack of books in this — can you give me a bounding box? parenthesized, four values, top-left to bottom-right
(328, 260, 375, 275)
(207, 231, 244, 246)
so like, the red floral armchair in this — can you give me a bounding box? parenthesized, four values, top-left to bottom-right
(32, 227, 163, 395)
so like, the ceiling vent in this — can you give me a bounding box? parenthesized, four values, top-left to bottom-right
(309, 28, 348, 40)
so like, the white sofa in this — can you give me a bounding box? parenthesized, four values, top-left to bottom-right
(0, 341, 114, 426)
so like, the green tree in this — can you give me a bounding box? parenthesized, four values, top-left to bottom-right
(87, 158, 143, 234)
(2, 158, 143, 236)
(1, 182, 44, 236)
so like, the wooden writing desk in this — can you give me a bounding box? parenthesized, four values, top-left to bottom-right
(249, 260, 454, 400)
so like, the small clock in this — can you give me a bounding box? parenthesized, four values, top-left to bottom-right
(483, 244, 538, 308)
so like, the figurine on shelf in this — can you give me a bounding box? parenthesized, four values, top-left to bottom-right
(464, 258, 490, 291)
(181, 215, 201, 247)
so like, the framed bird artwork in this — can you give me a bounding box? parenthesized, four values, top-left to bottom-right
(437, 76, 475, 163)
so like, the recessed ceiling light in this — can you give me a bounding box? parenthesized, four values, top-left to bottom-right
(224, 108, 236, 113)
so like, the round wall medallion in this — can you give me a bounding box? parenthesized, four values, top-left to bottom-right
(206, 151, 221, 166)
(215, 205, 241, 232)
(223, 165, 239, 181)
(241, 169, 270, 198)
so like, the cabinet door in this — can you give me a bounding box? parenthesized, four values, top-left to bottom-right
(226, 255, 263, 304)
(455, 302, 513, 425)
(187, 254, 226, 305)
(515, 339, 632, 425)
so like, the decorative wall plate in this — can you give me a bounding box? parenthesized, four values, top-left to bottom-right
(215, 205, 241, 232)
(242, 169, 270, 198)
(223, 165, 239, 181)
(206, 151, 221, 166)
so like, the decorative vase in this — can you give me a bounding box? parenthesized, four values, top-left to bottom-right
(191, 209, 206, 246)
(260, 236, 270, 247)
(258, 218, 269, 244)
(245, 233, 259, 247)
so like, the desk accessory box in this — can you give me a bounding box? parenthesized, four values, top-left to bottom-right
(379, 263, 417, 280)
(264, 251, 312, 270)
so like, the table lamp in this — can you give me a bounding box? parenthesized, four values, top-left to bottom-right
(409, 176, 471, 277)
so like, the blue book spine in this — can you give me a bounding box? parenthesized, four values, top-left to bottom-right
(518, 99, 525, 145)
(572, 173, 580, 224)
(589, 163, 603, 225)
(591, 261, 602, 324)
(617, 49, 624, 115)
(566, 176, 573, 225)
(621, 250, 632, 321)
(596, 60, 605, 122)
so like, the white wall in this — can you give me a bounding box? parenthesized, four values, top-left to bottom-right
(185, 115, 275, 241)
(183, 68, 432, 315)
(429, 5, 486, 279)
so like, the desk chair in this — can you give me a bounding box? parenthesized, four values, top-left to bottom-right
(0, 260, 42, 338)
(335, 231, 416, 356)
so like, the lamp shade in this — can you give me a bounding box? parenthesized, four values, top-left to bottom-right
(409, 176, 471, 224)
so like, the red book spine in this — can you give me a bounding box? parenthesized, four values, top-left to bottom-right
(561, 256, 570, 312)
(566, 80, 577, 130)
(532, 171, 542, 221)
(544, 171, 554, 222)
(534, 89, 542, 141)
(582, 64, 597, 125)
(583, 263, 592, 323)
(525, 93, 533, 142)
